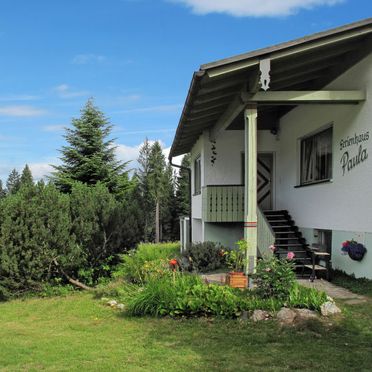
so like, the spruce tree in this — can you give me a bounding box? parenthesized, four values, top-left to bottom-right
(0, 180, 6, 199)
(51, 99, 128, 193)
(6, 169, 21, 195)
(148, 141, 167, 243)
(20, 164, 33, 187)
(175, 154, 190, 218)
(136, 139, 154, 242)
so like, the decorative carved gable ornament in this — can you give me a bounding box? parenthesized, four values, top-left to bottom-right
(259, 58, 271, 91)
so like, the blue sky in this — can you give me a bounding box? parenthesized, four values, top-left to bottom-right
(0, 0, 371, 181)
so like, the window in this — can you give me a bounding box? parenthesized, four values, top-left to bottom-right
(194, 156, 201, 195)
(300, 126, 333, 185)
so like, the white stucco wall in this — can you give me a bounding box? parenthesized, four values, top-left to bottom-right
(276, 53, 372, 233)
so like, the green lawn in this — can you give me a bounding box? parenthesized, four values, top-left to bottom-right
(1, 293, 372, 371)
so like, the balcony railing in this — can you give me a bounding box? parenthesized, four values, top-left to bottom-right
(202, 185, 275, 255)
(202, 185, 244, 222)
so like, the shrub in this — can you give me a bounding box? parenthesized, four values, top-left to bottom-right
(181, 241, 226, 273)
(288, 283, 327, 311)
(254, 256, 296, 300)
(113, 242, 180, 284)
(126, 274, 244, 318)
(0, 183, 77, 300)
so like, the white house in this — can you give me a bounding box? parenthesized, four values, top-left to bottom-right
(169, 18, 372, 279)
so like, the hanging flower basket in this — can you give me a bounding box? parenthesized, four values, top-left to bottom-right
(341, 240, 367, 262)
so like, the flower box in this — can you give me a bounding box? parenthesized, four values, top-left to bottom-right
(226, 272, 248, 288)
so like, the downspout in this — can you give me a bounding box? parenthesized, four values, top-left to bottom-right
(169, 157, 192, 247)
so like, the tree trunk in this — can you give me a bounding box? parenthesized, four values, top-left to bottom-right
(53, 259, 93, 291)
(155, 200, 160, 243)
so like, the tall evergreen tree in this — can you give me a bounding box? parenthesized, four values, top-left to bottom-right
(148, 141, 167, 243)
(20, 164, 33, 187)
(161, 163, 178, 241)
(175, 154, 191, 218)
(136, 139, 154, 242)
(6, 169, 21, 195)
(0, 180, 6, 199)
(51, 99, 128, 193)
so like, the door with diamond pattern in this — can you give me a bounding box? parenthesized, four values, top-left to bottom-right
(257, 153, 273, 211)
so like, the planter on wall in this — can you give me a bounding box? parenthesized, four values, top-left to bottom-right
(226, 272, 248, 288)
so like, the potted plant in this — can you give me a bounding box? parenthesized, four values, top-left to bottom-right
(225, 239, 248, 288)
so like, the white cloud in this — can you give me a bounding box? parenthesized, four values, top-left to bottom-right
(54, 84, 89, 99)
(169, 0, 343, 17)
(72, 54, 106, 65)
(0, 105, 46, 117)
(28, 162, 55, 180)
(0, 94, 40, 102)
(42, 124, 66, 132)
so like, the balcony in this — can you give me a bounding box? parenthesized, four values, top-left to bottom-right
(202, 185, 244, 222)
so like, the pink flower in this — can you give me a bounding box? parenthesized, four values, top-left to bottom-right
(269, 245, 276, 252)
(287, 252, 295, 260)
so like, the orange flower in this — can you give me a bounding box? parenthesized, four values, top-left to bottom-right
(169, 258, 178, 266)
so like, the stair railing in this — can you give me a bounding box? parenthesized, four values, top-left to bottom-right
(257, 206, 275, 258)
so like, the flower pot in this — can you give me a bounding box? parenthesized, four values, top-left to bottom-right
(226, 272, 248, 288)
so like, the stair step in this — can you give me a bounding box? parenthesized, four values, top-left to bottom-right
(275, 237, 300, 241)
(264, 210, 288, 215)
(272, 225, 292, 229)
(274, 231, 297, 235)
(268, 219, 288, 223)
(304, 264, 327, 271)
(275, 243, 303, 247)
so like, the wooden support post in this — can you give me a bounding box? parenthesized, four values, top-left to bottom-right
(244, 106, 258, 287)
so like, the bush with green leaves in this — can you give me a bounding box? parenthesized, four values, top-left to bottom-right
(126, 274, 244, 318)
(181, 241, 227, 273)
(0, 183, 77, 300)
(113, 242, 180, 284)
(288, 283, 327, 311)
(254, 256, 296, 301)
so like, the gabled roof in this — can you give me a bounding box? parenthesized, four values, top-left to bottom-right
(169, 18, 372, 158)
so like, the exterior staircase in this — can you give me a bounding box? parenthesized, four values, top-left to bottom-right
(263, 210, 312, 275)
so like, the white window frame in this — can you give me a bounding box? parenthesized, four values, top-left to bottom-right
(299, 124, 333, 186)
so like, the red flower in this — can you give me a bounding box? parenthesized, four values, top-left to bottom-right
(342, 241, 350, 248)
(169, 259, 178, 266)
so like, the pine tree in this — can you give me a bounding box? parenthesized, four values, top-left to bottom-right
(20, 164, 33, 187)
(161, 163, 178, 241)
(136, 139, 154, 242)
(0, 180, 6, 199)
(175, 154, 191, 218)
(6, 169, 21, 195)
(148, 141, 167, 243)
(51, 99, 128, 193)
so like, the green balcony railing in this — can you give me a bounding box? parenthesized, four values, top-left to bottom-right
(202, 185, 244, 222)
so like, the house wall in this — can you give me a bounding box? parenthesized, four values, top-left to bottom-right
(189, 54, 372, 278)
(275, 53, 372, 278)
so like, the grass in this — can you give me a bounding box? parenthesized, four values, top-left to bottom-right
(332, 270, 372, 297)
(1, 293, 372, 371)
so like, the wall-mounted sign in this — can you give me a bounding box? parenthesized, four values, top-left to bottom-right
(340, 131, 369, 176)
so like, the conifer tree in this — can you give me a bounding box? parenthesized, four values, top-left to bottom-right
(136, 139, 154, 242)
(148, 141, 167, 243)
(51, 99, 128, 194)
(175, 154, 191, 218)
(6, 169, 21, 195)
(0, 180, 6, 199)
(20, 164, 33, 187)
